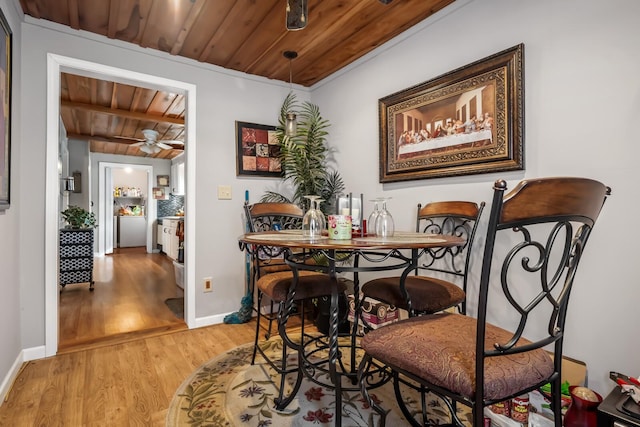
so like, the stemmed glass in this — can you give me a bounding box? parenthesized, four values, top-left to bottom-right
(368, 198, 383, 236)
(375, 198, 394, 238)
(302, 195, 325, 239)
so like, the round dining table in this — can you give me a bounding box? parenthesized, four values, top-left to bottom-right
(238, 229, 464, 426)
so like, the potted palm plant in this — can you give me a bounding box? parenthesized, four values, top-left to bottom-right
(261, 93, 344, 214)
(261, 93, 350, 332)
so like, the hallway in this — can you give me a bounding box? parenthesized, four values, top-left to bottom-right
(58, 247, 186, 354)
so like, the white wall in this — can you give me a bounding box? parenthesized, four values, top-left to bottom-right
(68, 139, 90, 210)
(0, 0, 21, 402)
(17, 17, 310, 351)
(311, 0, 639, 395)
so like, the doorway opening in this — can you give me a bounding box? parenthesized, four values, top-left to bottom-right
(45, 54, 197, 356)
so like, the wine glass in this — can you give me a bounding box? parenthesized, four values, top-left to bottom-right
(368, 198, 383, 236)
(375, 198, 394, 238)
(303, 195, 325, 239)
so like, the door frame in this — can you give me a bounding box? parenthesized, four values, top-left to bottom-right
(45, 54, 197, 356)
(98, 163, 155, 255)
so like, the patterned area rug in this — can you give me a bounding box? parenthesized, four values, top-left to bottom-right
(166, 337, 473, 426)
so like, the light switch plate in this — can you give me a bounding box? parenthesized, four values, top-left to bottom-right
(217, 185, 232, 200)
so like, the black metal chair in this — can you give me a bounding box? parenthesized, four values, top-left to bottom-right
(244, 202, 346, 409)
(358, 177, 610, 427)
(361, 201, 484, 318)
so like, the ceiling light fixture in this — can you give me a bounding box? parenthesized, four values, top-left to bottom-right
(286, 0, 308, 31)
(139, 145, 153, 154)
(284, 50, 298, 138)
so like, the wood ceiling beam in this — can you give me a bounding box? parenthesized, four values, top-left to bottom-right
(66, 133, 139, 144)
(61, 100, 185, 126)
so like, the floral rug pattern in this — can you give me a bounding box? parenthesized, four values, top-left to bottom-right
(166, 338, 472, 426)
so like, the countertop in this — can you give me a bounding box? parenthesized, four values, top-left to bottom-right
(158, 216, 184, 223)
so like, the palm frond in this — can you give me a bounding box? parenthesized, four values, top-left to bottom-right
(259, 192, 292, 204)
(266, 93, 344, 212)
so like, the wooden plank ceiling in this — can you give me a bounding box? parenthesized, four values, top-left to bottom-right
(22, 0, 455, 158)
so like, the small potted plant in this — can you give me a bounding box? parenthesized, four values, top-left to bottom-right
(61, 205, 97, 229)
(59, 205, 97, 291)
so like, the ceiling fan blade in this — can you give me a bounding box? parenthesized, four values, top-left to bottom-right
(156, 142, 173, 150)
(131, 141, 145, 147)
(114, 135, 145, 142)
(161, 139, 184, 146)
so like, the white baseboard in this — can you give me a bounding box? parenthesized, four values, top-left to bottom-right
(194, 313, 228, 328)
(0, 344, 44, 407)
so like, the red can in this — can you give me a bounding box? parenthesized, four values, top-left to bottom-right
(511, 394, 529, 423)
(490, 400, 510, 417)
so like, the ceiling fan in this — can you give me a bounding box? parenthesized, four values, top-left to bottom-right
(130, 129, 184, 154)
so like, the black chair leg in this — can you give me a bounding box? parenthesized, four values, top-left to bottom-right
(357, 353, 389, 426)
(251, 292, 265, 365)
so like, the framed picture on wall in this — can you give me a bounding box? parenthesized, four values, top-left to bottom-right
(157, 175, 169, 187)
(0, 9, 11, 210)
(379, 44, 524, 182)
(153, 187, 167, 200)
(235, 121, 283, 178)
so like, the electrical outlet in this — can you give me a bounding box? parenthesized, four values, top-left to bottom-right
(217, 185, 232, 200)
(203, 277, 213, 292)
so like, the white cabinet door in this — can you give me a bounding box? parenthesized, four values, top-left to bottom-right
(162, 220, 179, 259)
(157, 224, 163, 247)
(162, 223, 172, 254)
(169, 234, 179, 260)
(171, 162, 185, 195)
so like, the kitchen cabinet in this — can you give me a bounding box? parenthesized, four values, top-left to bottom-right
(157, 224, 163, 247)
(162, 219, 181, 260)
(171, 161, 185, 195)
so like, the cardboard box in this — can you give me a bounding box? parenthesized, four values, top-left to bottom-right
(528, 354, 586, 421)
(347, 294, 398, 329)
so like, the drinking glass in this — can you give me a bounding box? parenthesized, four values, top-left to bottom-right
(302, 196, 325, 239)
(375, 198, 394, 238)
(368, 199, 382, 236)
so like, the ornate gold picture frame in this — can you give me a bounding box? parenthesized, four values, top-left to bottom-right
(379, 44, 524, 183)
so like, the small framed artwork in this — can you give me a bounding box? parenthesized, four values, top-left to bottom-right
(157, 175, 169, 187)
(379, 44, 524, 182)
(235, 121, 283, 177)
(153, 187, 167, 200)
(0, 9, 11, 210)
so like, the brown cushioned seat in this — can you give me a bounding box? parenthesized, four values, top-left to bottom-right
(362, 276, 466, 314)
(258, 270, 347, 302)
(361, 312, 554, 401)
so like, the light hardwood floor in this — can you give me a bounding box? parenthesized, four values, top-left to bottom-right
(0, 321, 257, 426)
(1, 246, 263, 425)
(59, 247, 187, 353)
